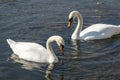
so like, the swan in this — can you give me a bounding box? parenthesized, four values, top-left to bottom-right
(6, 35, 65, 63)
(68, 11, 120, 40)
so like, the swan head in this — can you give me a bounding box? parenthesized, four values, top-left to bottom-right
(55, 36, 65, 55)
(48, 35, 65, 55)
(68, 11, 80, 27)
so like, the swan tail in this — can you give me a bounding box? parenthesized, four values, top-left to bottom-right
(6, 39, 16, 46)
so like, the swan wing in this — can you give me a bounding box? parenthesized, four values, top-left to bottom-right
(80, 24, 120, 40)
(7, 39, 48, 62)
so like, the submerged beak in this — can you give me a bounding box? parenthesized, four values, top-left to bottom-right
(68, 18, 73, 27)
(60, 44, 64, 55)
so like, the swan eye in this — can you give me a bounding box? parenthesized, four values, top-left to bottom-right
(60, 44, 64, 48)
(69, 17, 73, 22)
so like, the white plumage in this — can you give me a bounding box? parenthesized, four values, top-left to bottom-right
(7, 35, 65, 63)
(68, 11, 120, 40)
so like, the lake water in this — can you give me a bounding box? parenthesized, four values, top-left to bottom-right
(0, 0, 120, 80)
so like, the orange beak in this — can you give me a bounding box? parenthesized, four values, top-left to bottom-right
(60, 44, 64, 55)
(68, 18, 73, 27)
(68, 21, 72, 27)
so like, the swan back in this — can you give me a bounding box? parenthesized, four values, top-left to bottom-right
(80, 24, 120, 40)
(7, 39, 48, 62)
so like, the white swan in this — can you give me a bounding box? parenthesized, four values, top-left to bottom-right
(6, 35, 65, 63)
(68, 11, 120, 40)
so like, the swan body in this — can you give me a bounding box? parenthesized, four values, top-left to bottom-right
(68, 11, 120, 40)
(7, 35, 65, 63)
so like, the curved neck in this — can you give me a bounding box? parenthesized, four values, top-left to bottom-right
(72, 13, 83, 39)
(46, 38, 58, 63)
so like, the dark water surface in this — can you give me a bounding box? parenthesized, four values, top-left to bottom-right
(0, 0, 120, 80)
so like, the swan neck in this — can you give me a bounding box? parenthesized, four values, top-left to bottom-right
(77, 14, 83, 31)
(72, 13, 83, 39)
(46, 38, 58, 63)
(46, 41, 54, 55)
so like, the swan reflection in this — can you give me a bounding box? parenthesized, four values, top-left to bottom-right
(10, 54, 64, 80)
(45, 64, 54, 80)
(71, 39, 81, 56)
(45, 63, 64, 80)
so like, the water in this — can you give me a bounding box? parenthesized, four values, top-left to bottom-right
(0, 0, 120, 80)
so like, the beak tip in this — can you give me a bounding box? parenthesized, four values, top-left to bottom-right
(68, 24, 70, 27)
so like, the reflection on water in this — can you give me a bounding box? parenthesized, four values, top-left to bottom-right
(11, 54, 64, 80)
(45, 64, 54, 80)
(45, 64, 63, 80)
(70, 40, 82, 57)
